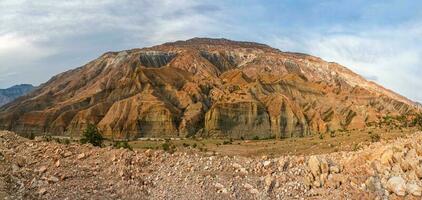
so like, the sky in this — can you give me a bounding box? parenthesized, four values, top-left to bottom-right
(0, 0, 421, 102)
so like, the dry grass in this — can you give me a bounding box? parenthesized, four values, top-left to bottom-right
(128, 127, 417, 157)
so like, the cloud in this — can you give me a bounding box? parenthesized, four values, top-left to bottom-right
(0, 0, 226, 87)
(0, 0, 421, 103)
(271, 23, 422, 102)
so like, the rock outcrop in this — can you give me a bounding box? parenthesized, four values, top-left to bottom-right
(0, 84, 34, 107)
(0, 38, 418, 139)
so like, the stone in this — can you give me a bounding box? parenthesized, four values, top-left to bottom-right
(244, 183, 253, 190)
(55, 160, 61, 167)
(406, 183, 422, 196)
(38, 166, 47, 174)
(386, 176, 406, 196)
(320, 173, 328, 186)
(414, 167, 422, 179)
(320, 159, 329, 174)
(264, 175, 275, 192)
(365, 176, 381, 192)
(329, 165, 340, 174)
(308, 156, 321, 177)
(77, 153, 86, 160)
(48, 176, 59, 183)
(263, 160, 272, 168)
(232, 163, 242, 169)
(250, 189, 259, 194)
(380, 149, 394, 165)
(38, 188, 47, 195)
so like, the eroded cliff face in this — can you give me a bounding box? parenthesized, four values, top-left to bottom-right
(0, 38, 418, 139)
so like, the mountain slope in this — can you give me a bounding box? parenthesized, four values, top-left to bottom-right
(0, 84, 34, 107)
(0, 38, 417, 139)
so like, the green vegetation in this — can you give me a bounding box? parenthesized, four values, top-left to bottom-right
(161, 141, 176, 153)
(113, 141, 133, 151)
(29, 132, 35, 140)
(80, 124, 104, 147)
(413, 113, 422, 130)
(369, 133, 381, 142)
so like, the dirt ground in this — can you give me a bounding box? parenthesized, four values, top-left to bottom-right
(129, 127, 417, 157)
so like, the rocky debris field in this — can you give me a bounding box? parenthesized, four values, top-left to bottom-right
(1, 131, 422, 199)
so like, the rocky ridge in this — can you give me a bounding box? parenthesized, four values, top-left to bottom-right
(0, 84, 34, 107)
(0, 38, 418, 139)
(2, 130, 422, 199)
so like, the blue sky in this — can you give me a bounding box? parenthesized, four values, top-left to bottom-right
(0, 0, 421, 102)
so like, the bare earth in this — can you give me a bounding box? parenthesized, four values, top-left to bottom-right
(1, 130, 422, 199)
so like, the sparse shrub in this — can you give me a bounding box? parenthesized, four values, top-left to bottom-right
(253, 136, 260, 140)
(223, 140, 232, 145)
(413, 113, 422, 129)
(192, 143, 197, 148)
(162, 142, 176, 153)
(240, 136, 245, 140)
(369, 133, 381, 143)
(63, 138, 70, 145)
(182, 143, 190, 148)
(80, 124, 104, 147)
(352, 143, 360, 151)
(162, 142, 170, 151)
(199, 147, 208, 152)
(43, 135, 52, 142)
(319, 134, 324, 140)
(330, 131, 336, 138)
(29, 132, 35, 140)
(114, 141, 133, 151)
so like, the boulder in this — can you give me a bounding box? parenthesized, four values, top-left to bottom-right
(386, 176, 406, 196)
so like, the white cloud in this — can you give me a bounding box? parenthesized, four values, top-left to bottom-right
(285, 24, 422, 102)
(0, 0, 421, 104)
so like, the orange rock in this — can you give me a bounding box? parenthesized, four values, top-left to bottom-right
(0, 38, 418, 139)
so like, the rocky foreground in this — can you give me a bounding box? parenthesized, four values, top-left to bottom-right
(1, 131, 422, 199)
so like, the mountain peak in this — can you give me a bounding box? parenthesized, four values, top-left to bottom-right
(0, 38, 418, 139)
(159, 37, 273, 50)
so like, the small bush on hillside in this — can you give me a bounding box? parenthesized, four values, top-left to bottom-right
(162, 143, 170, 151)
(63, 138, 70, 145)
(253, 136, 260, 140)
(192, 143, 197, 148)
(43, 135, 53, 142)
(223, 140, 232, 145)
(114, 141, 133, 151)
(319, 134, 324, 140)
(162, 142, 176, 153)
(182, 143, 190, 148)
(29, 132, 35, 140)
(369, 133, 381, 143)
(352, 143, 361, 151)
(80, 124, 104, 147)
(413, 113, 422, 129)
(330, 131, 336, 138)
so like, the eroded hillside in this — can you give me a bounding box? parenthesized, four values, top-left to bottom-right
(0, 38, 418, 139)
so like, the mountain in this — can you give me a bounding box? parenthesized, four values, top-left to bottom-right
(0, 38, 418, 139)
(0, 84, 35, 107)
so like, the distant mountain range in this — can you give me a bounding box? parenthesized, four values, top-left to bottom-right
(0, 84, 35, 107)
